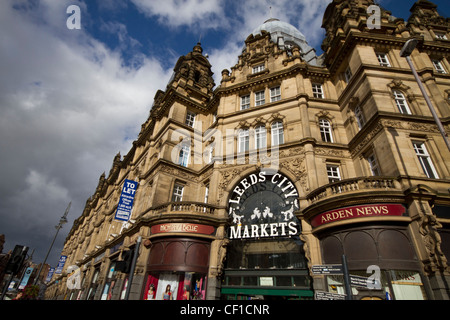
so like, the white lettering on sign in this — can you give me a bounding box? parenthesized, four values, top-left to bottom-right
(228, 171, 300, 240)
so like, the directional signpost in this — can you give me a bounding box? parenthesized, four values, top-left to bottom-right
(312, 255, 355, 300)
(349, 275, 381, 289)
(311, 264, 343, 275)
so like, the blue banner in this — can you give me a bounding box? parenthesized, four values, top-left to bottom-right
(45, 267, 55, 283)
(55, 255, 67, 274)
(19, 267, 34, 289)
(114, 179, 138, 222)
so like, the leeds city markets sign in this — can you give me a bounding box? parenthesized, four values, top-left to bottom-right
(228, 171, 301, 240)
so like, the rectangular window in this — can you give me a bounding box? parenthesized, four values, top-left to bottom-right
(435, 32, 448, 40)
(367, 153, 381, 176)
(271, 122, 284, 146)
(344, 67, 353, 83)
(255, 90, 265, 106)
(240, 95, 250, 110)
(178, 145, 190, 167)
(207, 145, 214, 164)
(327, 165, 341, 183)
(354, 106, 365, 129)
(252, 64, 265, 74)
(412, 142, 439, 179)
(393, 91, 412, 115)
(319, 119, 333, 142)
(172, 184, 184, 202)
(376, 53, 391, 67)
(185, 111, 196, 127)
(432, 59, 447, 74)
(312, 83, 324, 98)
(239, 129, 249, 152)
(270, 86, 281, 102)
(204, 185, 209, 203)
(255, 125, 267, 149)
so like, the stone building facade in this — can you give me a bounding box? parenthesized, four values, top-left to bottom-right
(45, 0, 450, 300)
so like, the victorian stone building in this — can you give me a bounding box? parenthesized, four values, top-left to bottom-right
(46, 0, 450, 300)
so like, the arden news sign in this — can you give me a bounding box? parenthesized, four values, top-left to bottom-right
(228, 171, 301, 240)
(310, 204, 406, 228)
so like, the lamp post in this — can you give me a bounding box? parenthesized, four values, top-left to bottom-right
(400, 38, 450, 151)
(33, 202, 71, 285)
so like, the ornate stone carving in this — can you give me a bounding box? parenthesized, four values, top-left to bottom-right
(418, 209, 449, 274)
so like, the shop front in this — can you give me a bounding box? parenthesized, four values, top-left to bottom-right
(143, 223, 215, 300)
(222, 171, 314, 300)
(310, 203, 430, 300)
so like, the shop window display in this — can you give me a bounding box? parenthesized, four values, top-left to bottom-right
(143, 272, 207, 300)
(326, 270, 426, 300)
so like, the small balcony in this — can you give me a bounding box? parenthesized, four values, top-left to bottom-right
(148, 201, 217, 216)
(306, 176, 402, 205)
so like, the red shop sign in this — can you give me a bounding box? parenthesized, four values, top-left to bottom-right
(151, 223, 216, 235)
(310, 204, 406, 228)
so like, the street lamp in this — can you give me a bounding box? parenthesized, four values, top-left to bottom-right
(400, 38, 450, 151)
(33, 202, 71, 285)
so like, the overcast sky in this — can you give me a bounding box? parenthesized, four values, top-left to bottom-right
(1, 0, 449, 271)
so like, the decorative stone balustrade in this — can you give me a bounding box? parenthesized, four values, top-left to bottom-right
(307, 176, 401, 205)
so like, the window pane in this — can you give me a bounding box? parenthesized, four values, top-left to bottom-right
(270, 87, 281, 102)
(412, 142, 439, 179)
(327, 165, 341, 183)
(253, 64, 265, 74)
(376, 53, 391, 67)
(393, 91, 411, 114)
(271, 122, 284, 146)
(239, 129, 249, 152)
(178, 145, 189, 167)
(319, 119, 333, 142)
(185, 111, 196, 127)
(172, 184, 184, 202)
(255, 91, 265, 106)
(312, 83, 324, 98)
(255, 125, 267, 149)
(354, 106, 365, 129)
(241, 95, 250, 110)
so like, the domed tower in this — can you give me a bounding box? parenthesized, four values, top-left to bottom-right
(251, 18, 321, 66)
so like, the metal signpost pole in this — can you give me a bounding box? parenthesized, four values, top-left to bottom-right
(124, 236, 142, 300)
(341, 255, 353, 300)
(400, 39, 450, 151)
(34, 202, 70, 285)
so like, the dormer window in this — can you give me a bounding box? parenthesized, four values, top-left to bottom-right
(435, 32, 448, 40)
(252, 64, 265, 74)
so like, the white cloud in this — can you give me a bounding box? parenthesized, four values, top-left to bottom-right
(131, 0, 225, 29)
(0, 1, 171, 262)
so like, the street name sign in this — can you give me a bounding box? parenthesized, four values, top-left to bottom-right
(315, 291, 346, 300)
(311, 264, 343, 275)
(350, 275, 381, 289)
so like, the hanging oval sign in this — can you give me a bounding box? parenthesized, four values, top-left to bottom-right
(227, 171, 301, 240)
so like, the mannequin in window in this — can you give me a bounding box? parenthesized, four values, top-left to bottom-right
(163, 284, 172, 300)
(145, 284, 155, 300)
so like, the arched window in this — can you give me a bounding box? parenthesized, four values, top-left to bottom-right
(393, 90, 412, 114)
(238, 129, 249, 152)
(319, 118, 333, 142)
(271, 121, 284, 146)
(255, 125, 267, 149)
